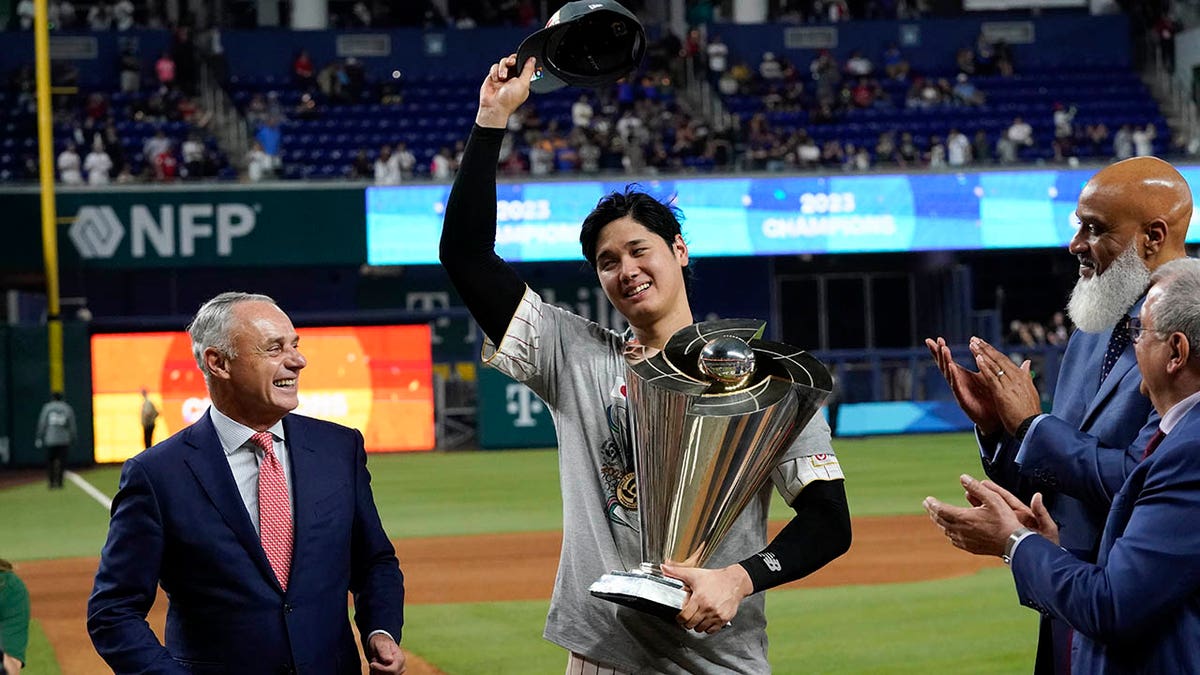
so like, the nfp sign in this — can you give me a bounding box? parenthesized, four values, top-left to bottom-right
(69, 203, 257, 259)
(56, 187, 367, 268)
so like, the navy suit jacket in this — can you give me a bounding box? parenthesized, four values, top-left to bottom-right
(981, 313, 1159, 675)
(1012, 406, 1200, 674)
(984, 318, 1159, 558)
(87, 411, 404, 675)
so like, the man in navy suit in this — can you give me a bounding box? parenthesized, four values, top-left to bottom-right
(925, 257, 1200, 673)
(926, 156, 1192, 674)
(87, 292, 407, 674)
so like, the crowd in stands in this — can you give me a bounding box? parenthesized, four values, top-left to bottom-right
(0, 0, 1174, 185)
(12, 26, 233, 184)
(10, 0, 162, 30)
(1007, 312, 1072, 350)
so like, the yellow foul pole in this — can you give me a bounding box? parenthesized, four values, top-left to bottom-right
(34, 0, 64, 394)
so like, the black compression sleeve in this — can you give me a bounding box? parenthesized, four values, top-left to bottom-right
(737, 479, 851, 593)
(439, 124, 528, 346)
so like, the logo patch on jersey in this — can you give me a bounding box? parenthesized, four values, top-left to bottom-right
(616, 471, 638, 510)
(810, 453, 837, 468)
(758, 552, 782, 572)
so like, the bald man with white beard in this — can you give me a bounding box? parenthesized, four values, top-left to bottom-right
(926, 156, 1193, 675)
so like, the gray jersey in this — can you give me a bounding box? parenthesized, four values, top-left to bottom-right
(485, 288, 843, 674)
(36, 400, 77, 448)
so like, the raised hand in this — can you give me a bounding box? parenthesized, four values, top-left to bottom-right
(476, 54, 536, 129)
(968, 337, 1041, 435)
(925, 337, 1001, 434)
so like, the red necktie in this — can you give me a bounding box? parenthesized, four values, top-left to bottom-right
(251, 431, 292, 590)
(1142, 428, 1166, 460)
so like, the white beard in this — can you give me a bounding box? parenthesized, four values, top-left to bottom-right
(1066, 244, 1150, 333)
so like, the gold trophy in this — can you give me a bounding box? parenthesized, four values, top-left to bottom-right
(589, 319, 832, 619)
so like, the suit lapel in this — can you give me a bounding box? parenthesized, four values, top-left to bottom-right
(182, 410, 280, 591)
(1081, 300, 1145, 428)
(283, 415, 319, 566)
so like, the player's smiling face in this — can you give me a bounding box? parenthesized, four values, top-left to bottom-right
(593, 216, 689, 329)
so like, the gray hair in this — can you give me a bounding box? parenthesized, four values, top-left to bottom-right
(1148, 258, 1200, 352)
(187, 292, 277, 378)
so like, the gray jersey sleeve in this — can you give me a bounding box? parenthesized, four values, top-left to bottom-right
(771, 408, 844, 505)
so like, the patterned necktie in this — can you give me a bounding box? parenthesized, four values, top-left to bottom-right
(1142, 428, 1166, 460)
(1100, 315, 1132, 385)
(251, 431, 292, 590)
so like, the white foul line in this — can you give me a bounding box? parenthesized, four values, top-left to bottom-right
(65, 470, 113, 511)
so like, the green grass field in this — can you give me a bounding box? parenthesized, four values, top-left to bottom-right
(6, 432, 1039, 674)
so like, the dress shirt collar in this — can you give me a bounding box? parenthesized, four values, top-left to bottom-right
(209, 405, 287, 455)
(1160, 389, 1200, 435)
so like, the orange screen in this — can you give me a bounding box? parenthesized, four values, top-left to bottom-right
(90, 325, 434, 463)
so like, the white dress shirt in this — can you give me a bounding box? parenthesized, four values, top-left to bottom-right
(209, 406, 293, 534)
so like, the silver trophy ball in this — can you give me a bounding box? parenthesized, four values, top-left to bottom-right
(698, 336, 756, 388)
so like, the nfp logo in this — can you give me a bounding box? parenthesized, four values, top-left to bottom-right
(67, 203, 259, 259)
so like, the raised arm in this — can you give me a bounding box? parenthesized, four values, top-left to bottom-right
(440, 55, 537, 345)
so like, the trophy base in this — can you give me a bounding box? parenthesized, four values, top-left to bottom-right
(588, 570, 687, 622)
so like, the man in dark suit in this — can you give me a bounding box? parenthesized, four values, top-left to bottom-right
(925, 156, 1192, 674)
(925, 257, 1200, 673)
(87, 292, 407, 674)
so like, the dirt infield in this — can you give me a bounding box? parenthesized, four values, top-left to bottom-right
(20, 514, 998, 674)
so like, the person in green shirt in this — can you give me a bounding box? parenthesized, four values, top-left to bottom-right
(0, 559, 29, 674)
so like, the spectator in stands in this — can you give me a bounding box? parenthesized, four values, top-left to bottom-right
(155, 51, 176, 89)
(850, 144, 871, 171)
(254, 115, 283, 167)
(152, 144, 178, 182)
(293, 49, 315, 89)
(86, 1, 111, 30)
(928, 135, 947, 169)
(844, 50, 874, 77)
(993, 39, 1015, 77)
(955, 47, 976, 76)
(825, 0, 850, 21)
(1155, 12, 1181, 74)
(897, 132, 919, 167)
(759, 52, 784, 82)
(972, 130, 992, 165)
(874, 132, 898, 166)
(430, 146, 455, 179)
(1134, 123, 1157, 157)
(1047, 311, 1071, 346)
(57, 142, 83, 185)
(373, 145, 401, 185)
(142, 128, 169, 165)
(947, 128, 971, 167)
(1005, 116, 1034, 151)
(114, 166, 135, 183)
(348, 149, 371, 180)
(1053, 103, 1077, 162)
(291, 92, 319, 120)
(84, 138, 112, 185)
(54, 0, 77, 30)
(952, 73, 985, 106)
(571, 94, 594, 130)
(1085, 122, 1110, 157)
(245, 140, 273, 182)
(974, 31, 996, 76)
(809, 50, 840, 96)
(796, 132, 820, 168)
(16, 0, 33, 29)
(850, 78, 875, 108)
(101, 122, 125, 175)
(882, 43, 909, 81)
(393, 142, 416, 179)
(706, 34, 729, 77)
(1113, 123, 1134, 160)
(119, 48, 140, 93)
(112, 0, 133, 30)
(182, 132, 205, 180)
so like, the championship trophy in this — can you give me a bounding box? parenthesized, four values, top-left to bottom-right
(588, 319, 832, 620)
